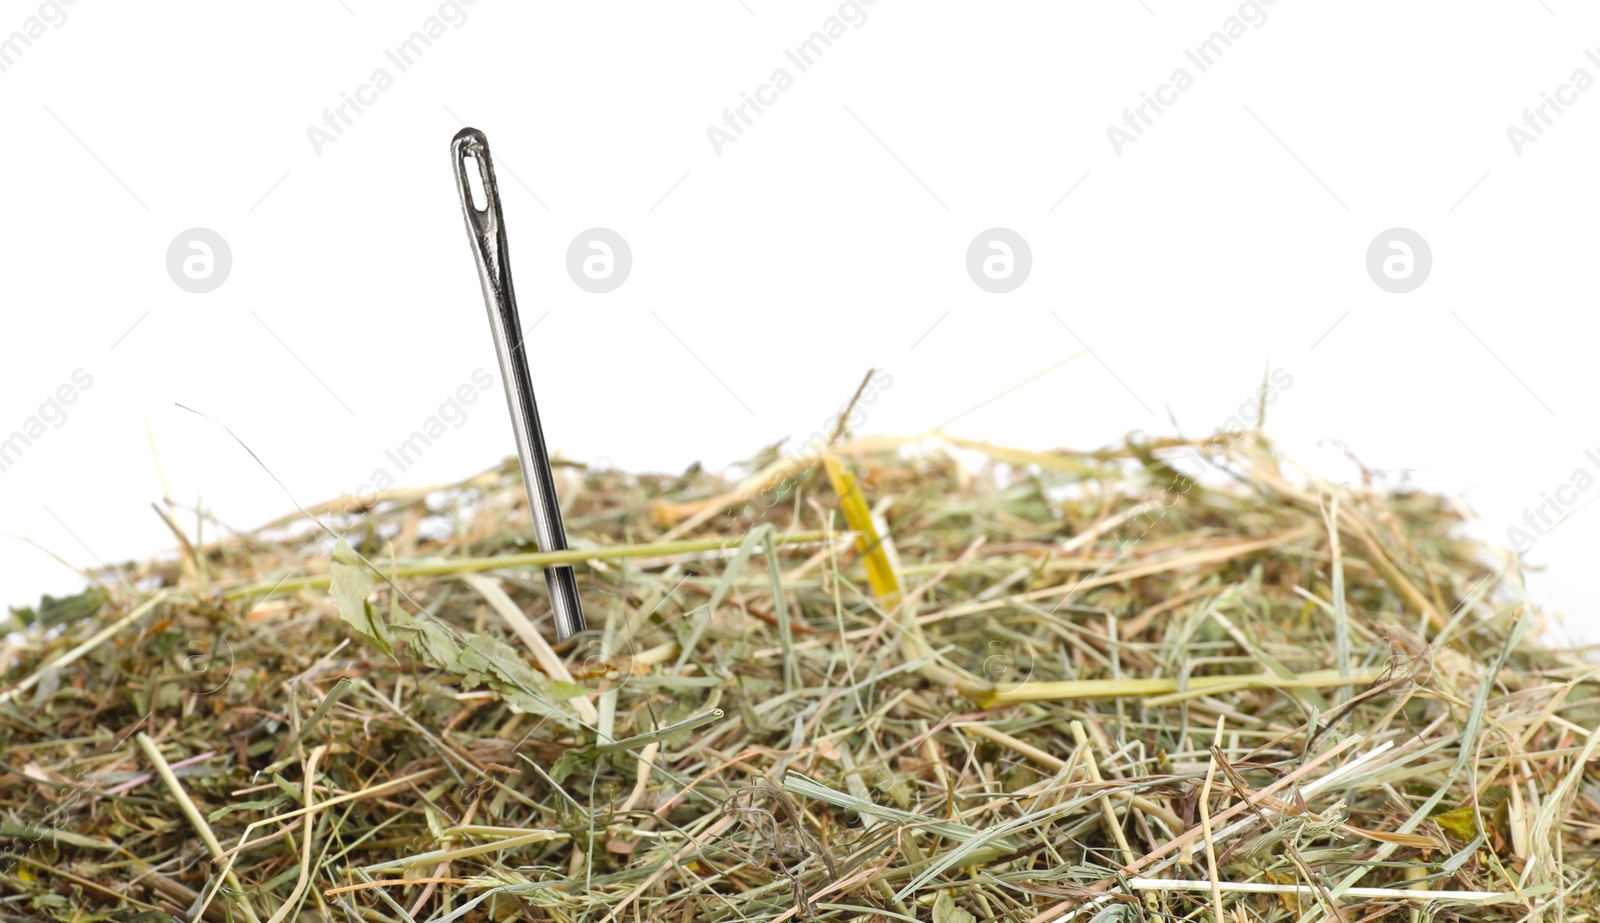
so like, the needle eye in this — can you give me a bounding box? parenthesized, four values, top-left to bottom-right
(463, 152, 489, 213)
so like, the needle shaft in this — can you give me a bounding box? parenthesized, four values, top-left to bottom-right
(451, 127, 586, 641)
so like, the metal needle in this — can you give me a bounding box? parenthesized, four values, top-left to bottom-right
(451, 127, 587, 641)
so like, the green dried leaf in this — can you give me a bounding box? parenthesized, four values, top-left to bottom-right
(549, 747, 593, 785)
(1434, 805, 1481, 840)
(933, 890, 976, 923)
(7, 586, 108, 631)
(327, 539, 579, 729)
(329, 540, 389, 650)
(547, 679, 590, 702)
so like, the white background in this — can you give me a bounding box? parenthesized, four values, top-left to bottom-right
(1, 1, 1596, 640)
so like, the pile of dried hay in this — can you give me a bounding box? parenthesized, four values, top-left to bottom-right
(2, 429, 1596, 922)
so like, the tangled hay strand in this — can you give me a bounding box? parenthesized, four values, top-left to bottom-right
(1, 431, 1597, 922)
